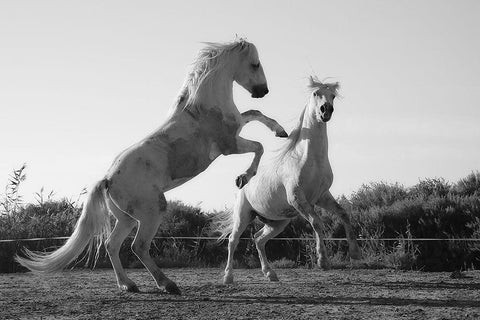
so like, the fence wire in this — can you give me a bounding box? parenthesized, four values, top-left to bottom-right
(1, 236, 480, 243)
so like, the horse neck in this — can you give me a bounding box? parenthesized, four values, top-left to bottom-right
(298, 107, 329, 160)
(193, 68, 235, 110)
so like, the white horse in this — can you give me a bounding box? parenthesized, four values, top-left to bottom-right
(15, 39, 288, 294)
(215, 76, 362, 284)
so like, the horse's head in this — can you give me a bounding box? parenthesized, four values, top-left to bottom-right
(232, 41, 269, 98)
(308, 76, 339, 123)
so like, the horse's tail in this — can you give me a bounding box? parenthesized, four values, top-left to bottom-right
(210, 208, 234, 242)
(15, 179, 111, 273)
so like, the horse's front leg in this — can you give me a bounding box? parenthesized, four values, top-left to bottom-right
(317, 192, 362, 260)
(287, 186, 330, 269)
(241, 110, 288, 137)
(234, 137, 263, 188)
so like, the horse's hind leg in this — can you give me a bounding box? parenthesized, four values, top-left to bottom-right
(254, 219, 290, 281)
(131, 208, 181, 295)
(224, 192, 253, 284)
(105, 216, 137, 292)
(105, 199, 138, 292)
(317, 192, 362, 260)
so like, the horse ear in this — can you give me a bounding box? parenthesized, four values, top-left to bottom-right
(233, 35, 248, 51)
(240, 40, 249, 51)
(308, 76, 316, 87)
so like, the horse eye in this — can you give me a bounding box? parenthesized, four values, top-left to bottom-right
(251, 63, 260, 70)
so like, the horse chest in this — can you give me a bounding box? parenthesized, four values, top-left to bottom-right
(298, 162, 333, 203)
(198, 111, 240, 155)
(166, 110, 241, 179)
(205, 121, 239, 153)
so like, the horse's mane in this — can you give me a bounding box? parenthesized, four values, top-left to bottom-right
(276, 76, 340, 160)
(276, 105, 307, 160)
(170, 38, 252, 114)
(307, 75, 340, 97)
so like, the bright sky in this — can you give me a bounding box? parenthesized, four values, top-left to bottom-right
(1, 1, 479, 211)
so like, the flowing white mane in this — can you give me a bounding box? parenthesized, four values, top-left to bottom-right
(173, 38, 253, 110)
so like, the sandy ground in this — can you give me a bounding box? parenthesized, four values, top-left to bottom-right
(1, 268, 480, 320)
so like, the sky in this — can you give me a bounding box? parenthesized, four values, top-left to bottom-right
(1, 0, 479, 211)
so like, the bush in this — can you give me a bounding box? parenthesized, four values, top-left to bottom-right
(2, 165, 480, 273)
(454, 171, 480, 197)
(408, 177, 452, 199)
(349, 182, 407, 211)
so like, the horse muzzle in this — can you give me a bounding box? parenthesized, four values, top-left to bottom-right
(251, 84, 269, 98)
(320, 115, 331, 122)
(320, 103, 333, 122)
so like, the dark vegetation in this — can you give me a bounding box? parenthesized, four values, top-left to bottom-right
(1, 165, 480, 273)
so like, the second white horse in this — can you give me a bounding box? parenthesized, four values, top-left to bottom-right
(215, 76, 362, 284)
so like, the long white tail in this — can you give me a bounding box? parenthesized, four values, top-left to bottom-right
(210, 208, 234, 242)
(15, 179, 111, 273)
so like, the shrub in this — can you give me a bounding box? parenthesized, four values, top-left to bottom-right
(2, 165, 480, 273)
(349, 182, 407, 211)
(454, 171, 480, 197)
(409, 177, 452, 199)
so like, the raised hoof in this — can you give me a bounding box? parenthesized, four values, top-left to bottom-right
(120, 283, 139, 293)
(165, 281, 181, 295)
(235, 174, 249, 189)
(223, 274, 234, 285)
(275, 130, 288, 138)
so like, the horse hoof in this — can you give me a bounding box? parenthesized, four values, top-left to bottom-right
(165, 281, 181, 295)
(121, 284, 139, 293)
(235, 174, 248, 189)
(276, 130, 288, 138)
(223, 274, 234, 285)
(266, 271, 279, 282)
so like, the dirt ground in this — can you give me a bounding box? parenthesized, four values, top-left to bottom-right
(1, 268, 480, 320)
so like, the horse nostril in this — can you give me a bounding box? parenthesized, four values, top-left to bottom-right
(320, 105, 325, 113)
(251, 84, 269, 98)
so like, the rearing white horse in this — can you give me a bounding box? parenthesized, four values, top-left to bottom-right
(16, 39, 287, 294)
(215, 76, 362, 284)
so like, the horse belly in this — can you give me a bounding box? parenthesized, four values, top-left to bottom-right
(168, 137, 212, 180)
(246, 179, 294, 221)
(253, 202, 297, 221)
